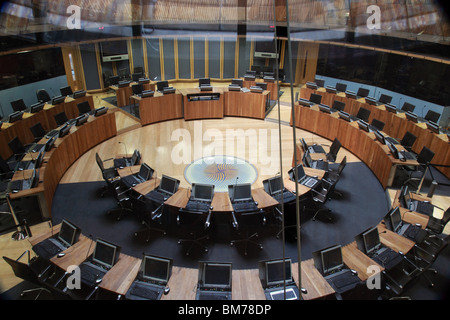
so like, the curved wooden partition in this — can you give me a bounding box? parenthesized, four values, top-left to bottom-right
(43, 110, 117, 216)
(299, 86, 450, 179)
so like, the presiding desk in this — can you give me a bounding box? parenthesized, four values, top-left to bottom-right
(179, 87, 225, 120)
(110, 82, 155, 108)
(133, 91, 183, 125)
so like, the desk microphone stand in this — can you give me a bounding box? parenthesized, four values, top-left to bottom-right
(6, 194, 31, 240)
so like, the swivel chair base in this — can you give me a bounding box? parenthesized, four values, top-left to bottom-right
(178, 233, 209, 256)
(134, 220, 166, 243)
(230, 232, 263, 256)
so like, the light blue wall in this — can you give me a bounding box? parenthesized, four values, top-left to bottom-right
(0, 75, 68, 118)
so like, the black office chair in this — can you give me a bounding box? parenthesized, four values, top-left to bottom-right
(403, 146, 435, 190)
(308, 180, 335, 222)
(0, 155, 15, 180)
(401, 102, 416, 113)
(10, 99, 27, 112)
(355, 107, 371, 122)
(326, 138, 341, 163)
(408, 233, 450, 288)
(332, 100, 346, 112)
(382, 253, 421, 297)
(109, 75, 120, 86)
(54, 111, 69, 126)
(370, 119, 385, 132)
(29, 122, 47, 142)
(327, 156, 347, 183)
(3, 251, 54, 300)
(134, 66, 144, 75)
(8, 136, 27, 161)
(95, 152, 120, 198)
(425, 207, 450, 235)
(36, 89, 51, 103)
(424, 110, 440, 123)
(107, 183, 133, 221)
(400, 131, 417, 153)
(77, 101, 92, 116)
(119, 68, 129, 81)
(132, 192, 166, 243)
(177, 209, 211, 256)
(230, 209, 265, 255)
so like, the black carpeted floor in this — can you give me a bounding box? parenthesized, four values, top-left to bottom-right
(49, 162, 390, 270)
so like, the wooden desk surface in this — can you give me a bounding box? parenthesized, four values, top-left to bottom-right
(377, 223, 415, 254)
(161, 266, 197, 300)
(342, 242, 383, 281)
(292, 259, 335, 300)
(50, 235, 95, 271)
(28, 223, 61, 246)
(99, 254, 141, 295)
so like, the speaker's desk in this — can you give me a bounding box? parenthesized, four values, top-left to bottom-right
(110, 82, 155, 108)
(179, 87, 225, 120)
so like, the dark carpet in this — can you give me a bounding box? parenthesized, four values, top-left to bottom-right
(49, 162, 390, 269)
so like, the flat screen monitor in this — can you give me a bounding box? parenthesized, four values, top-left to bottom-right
(92, 238, 121, 269)
(309, 93, 322, 105)
(357, 87, 370, 98)
(399, 185, 410, 208)
(30, 102, 44, 113)
(57, 219, 81, 247)
(60, 86, 73, 96)
(256, 82, 267, 90)
(94, 106, 108, 117)
(58, 124, 71, 138)
(138, 163, 153, 181)
(142, 254, 172, 283)
(73, 90, 86, 99)
(75, 114, 88, 126)
(264, 259, 293, 287)
(291, 164, 306, 182)
(200, 262, 232, 289)
(159, 175, 178, 195)
(306, 82, 318, 90)
(192, 183, 214, 202)
(374, 130, 386, 145)
(361, 226, 381, 255)
(45, 136, 56, 151)
(199, 78, 210, 86)
(387, 142, 399, 159)
(357, 120, 370, 132)
(10, 99, 27, 112)
(379, 94, 392, 104)
(356, 107, 371, 122)
(325, 86, 336, 94)
(335, 83, 347, 92)
(100, 40, 129, 62)
(386, 206, 402, 233)
(231, 79, 243, 87)
(9, 111, 24, 123)
(319, 104, 331, 113)
(268, 176, 283, 195)
(157, 80, 169, 91)
(109, 75, 120, 86)
(332, 100, 345, 111)
(52, 95, 66, 105)
(320, 245, 344, 275)
(385, 104, 397, 113)
(345, 91, 357, 99)
(232, 183, 252, 201)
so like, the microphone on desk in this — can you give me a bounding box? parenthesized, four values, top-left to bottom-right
(85, 234, 94, 260)
(232, 176, 239, 202)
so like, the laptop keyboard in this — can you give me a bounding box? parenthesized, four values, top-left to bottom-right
(299, 176, 317, 188)
(272, 191, 297, 203)
(309, 145, 326, 154)
(197, 291, 231, 300)
(371, 247, 401, 269)
(412, 201, 434, 216)
(129, 281, 162, 300)
(184, 201, 211, 212)
(400, 151, 416, 160)
(326, 269, 360, 290)
(232, 200, 258, 213)
(79, 262, 108, 286)
(121, 175, 145, 187)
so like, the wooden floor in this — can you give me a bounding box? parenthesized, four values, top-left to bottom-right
(1, 82, 449, 297)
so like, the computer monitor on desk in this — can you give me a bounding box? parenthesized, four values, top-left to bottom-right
(231, 79, 243, 87)
(355, 226, 381, 256)
(258, 258, 299, 300)
(229, 183, 252, 202)
(335, 83, 347, 93)
(191, 183, 215, 202)
(157, 80, 169, 92)
(30, 102, 45, 113)
(379, 94, 392, 105)
(60, 86, 73, 97)
(51, 95, 66, 105)
(309, 93, 322, 105)
(196, 262, 232, 300)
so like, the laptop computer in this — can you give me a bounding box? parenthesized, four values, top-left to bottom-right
(399, 185, 434, 216)
(258, 258, 299, 300)
(289, 165, 319, 189)
(145, 174, 180, 203)
(113, 149, 141, 169)
(228, 183, 258, 213)
(383, 206, 425, 242)
(32, 219, 81, 260)
(9, 169, 40, 193)
(387, 142, 416, 161)
(184, 183, 215, 212)
(265, 175, 296, 204)
(79, 238, 121, 287)
(196, 262, 232, 300)
(312, 245, 361, 294)
(121, 163, 154, 187)
(125, 254, 172, 300)
(303, 150, 329, 171)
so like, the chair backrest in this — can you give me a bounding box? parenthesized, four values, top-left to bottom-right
(36, 89, 51, 103)
(54, 111, 69, 126)
(95, 153, 105, 171)
(356, 107, 371, 122)
(132, 84, 143, 95)
(337, 156, 347, 175)
(328, 138, 341, 161)
(371, 119, 385, 131)
(10, 99, 27, 112)
(417, 146, 435, 165)
(424, 110, 440, 123)
(8, 136, 25, 156)
(400, 131, 417, 150)
(0, 156, 11, 174)
(177, 209, 207, 227)
(30, 122, 46, 140)
(442, 207, 450, 225)
(401, 102, 416, 113)
(3, 255, 39, 284)
(311, 181, 330, 204)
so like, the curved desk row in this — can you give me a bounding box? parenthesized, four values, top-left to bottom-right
(0, 94, 94, 160)
(8, 109, 117, 219)
(290, 103, 418, 188)
(299, 86, 450, 179)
